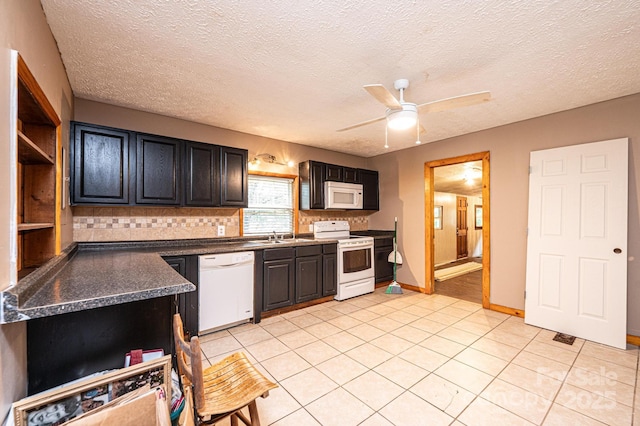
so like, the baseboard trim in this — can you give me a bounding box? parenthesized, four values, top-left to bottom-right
(375, 281, 426, 294)
(486, 309, 639, 345)
(400, 283, 426, 293)
(260, 295, 335, 319)
(489, 303, 524, 318)
(627, 334, 640, 346)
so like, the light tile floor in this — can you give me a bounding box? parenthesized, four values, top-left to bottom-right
(199, 288, 640, 426)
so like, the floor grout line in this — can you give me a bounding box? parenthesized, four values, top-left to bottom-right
(199, 288, 639, 426)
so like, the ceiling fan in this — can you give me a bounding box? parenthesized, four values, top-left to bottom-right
(337, 79, 491, 136)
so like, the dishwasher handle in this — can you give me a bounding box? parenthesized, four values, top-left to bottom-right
(201, 260, 253, 269)
(199, 252, 255, 269)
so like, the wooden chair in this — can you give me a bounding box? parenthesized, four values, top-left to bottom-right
(173, 314, 278, 425)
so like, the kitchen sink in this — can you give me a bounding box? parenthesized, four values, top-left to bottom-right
(246, 238, 314, 245)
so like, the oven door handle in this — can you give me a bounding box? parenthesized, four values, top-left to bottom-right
(340, 241, 374, 249)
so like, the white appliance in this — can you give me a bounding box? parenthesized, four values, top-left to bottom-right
(324, 181, 363, 209)
(314, 221, 375, 300)
(198, 251, 254, 334)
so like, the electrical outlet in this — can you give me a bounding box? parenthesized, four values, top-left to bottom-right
(217, 225, 225, 236)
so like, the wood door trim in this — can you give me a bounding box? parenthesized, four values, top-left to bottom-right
(424, 151, 491, 308)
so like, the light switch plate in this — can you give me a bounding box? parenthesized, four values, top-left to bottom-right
(217, 225, 225, 236)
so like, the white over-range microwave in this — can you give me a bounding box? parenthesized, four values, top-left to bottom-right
(324, 181, 363, 209)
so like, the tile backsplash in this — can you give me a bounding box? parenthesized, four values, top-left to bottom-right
(298, 211, 370, 232)
(73, 207, 371, 242)
(73, 207, 240, 242)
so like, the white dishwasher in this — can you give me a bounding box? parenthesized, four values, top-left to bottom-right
(198, 251, 254, 334)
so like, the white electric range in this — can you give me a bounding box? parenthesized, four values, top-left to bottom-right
(313, 221, 375, 300)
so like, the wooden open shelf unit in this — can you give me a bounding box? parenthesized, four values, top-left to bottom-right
(16, 54, 60, 275)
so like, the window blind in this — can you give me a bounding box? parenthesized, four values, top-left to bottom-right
(243, 175, 294, 235)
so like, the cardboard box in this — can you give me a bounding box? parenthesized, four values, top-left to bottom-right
(66, 385, 170, 426)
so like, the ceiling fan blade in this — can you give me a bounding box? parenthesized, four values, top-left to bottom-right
(364, 84, 402, 109)
(417, 91, 491, 113)
(336, 115, 386, 132)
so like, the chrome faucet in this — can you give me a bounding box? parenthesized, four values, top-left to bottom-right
(272, 230, 278, 241)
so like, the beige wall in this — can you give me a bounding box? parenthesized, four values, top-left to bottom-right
(369, 93, 640, 336)
(1, 0, 74, 421)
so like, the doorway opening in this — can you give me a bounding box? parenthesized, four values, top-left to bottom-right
(424, 152, 490, 308)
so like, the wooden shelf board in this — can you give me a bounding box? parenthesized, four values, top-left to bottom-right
(18, 130, 54, 164)
(18, 223, 54, 232)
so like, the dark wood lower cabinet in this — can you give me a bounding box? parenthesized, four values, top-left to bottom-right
(295, 254, 322, 303)
(27, 296, 172, 395)
(263, 258, 295, 311)
(258, 244, 338, 316)
(322, 244, 337, 296)
(375, 238, 394, 283)
(164, 255, 198, 337)
(262, 248, 295, 311)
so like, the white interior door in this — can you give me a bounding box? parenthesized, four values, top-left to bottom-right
(525, 138, 628, 349)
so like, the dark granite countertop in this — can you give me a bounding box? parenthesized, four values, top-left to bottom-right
(1, 235, 335, 323)
(1, 244, 196, 323)
(351, 230, 395, 239)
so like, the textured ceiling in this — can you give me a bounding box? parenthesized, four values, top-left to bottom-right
(40, 0, 640, 157)
(434, 161, 483, 197)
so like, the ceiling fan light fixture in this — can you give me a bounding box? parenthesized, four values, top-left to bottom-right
(387, 107, 418, 130)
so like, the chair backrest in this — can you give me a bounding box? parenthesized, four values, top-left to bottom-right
(173, 313, 206, 411)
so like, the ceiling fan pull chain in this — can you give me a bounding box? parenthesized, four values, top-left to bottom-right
(416, 116, 421, 145)
(384, 124, 389, 149)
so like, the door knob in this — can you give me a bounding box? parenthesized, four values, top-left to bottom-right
(613, 248, 622, 254)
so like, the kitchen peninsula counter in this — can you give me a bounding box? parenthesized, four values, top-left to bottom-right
(1, 236, 328, 323)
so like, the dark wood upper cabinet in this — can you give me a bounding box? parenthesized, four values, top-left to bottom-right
(70, 122, 249, 208)
(299, 160, 325, 210)
(184, 141, 220, 207)
(325, 165, 358, 183)
(135, 134, 181, 205)
(72, 123, 132, 204)
(299, 160, 379, 210)
(359, 168, 379, 211)
(220, 146, 248, 207)
(324, 164, 343, 182)
(343, 167, 359, 183)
